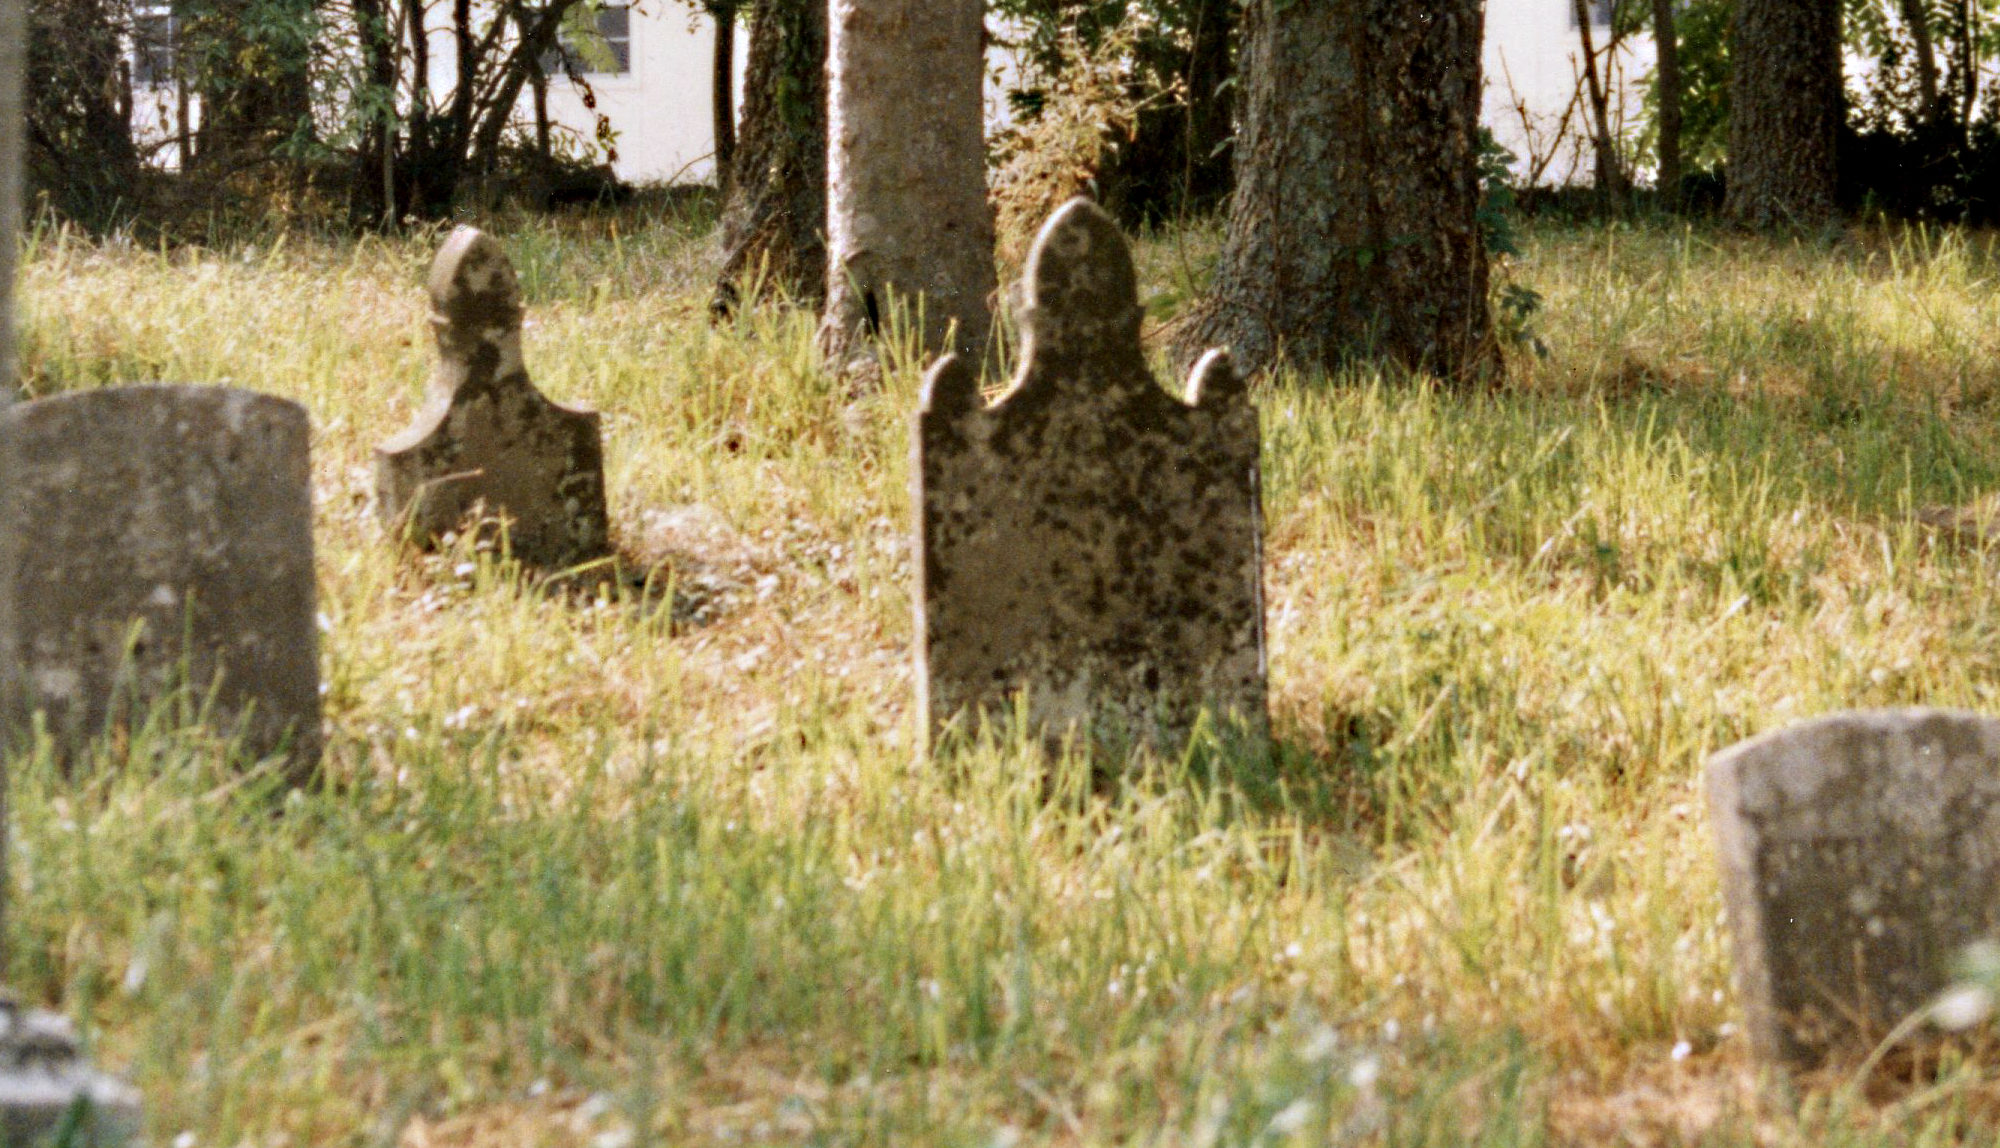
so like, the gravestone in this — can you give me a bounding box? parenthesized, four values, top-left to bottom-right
(1707, 708, 2000, 1070)
(914, 198, 1266, 753)
(0, 999, 143, 1145)
(2, 386, 322, 781)
(377, 227, 610, 567)
(0, 0, 146, 1139)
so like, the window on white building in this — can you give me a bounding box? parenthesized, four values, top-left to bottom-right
(544, 5, 632, 77)
(132, 9, 177, 87)
(1568, 0, 1614, 27)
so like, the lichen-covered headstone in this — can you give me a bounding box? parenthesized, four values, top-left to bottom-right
(1, 385, 322, 781)
(377, 226, 609, 567)
(1708, 708, 2000, 1069)
(914, 198, 1265, 753)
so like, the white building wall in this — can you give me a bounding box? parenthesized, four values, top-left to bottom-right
(1483, 1, 1655, 186)
(124, 1, 1657, 191)
(537, 7, 743, 184)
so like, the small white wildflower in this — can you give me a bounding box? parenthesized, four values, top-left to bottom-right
(1933, 984, 1995, 1031)
(1348, 1056, 1381, 1089)
(1301, 1025, 1339, 1062)
(1266, 1100, 1313, 1136)
(1670, 1040, 1692, 1062)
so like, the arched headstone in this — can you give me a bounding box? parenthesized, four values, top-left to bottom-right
(914, 199, 1266, 754)
(377, 227, 610, 567)
(1708, 708, 2000, 1068)
(2, 385, 322, 780)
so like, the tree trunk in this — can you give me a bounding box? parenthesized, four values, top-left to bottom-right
(1171, 0, 1491, 382)
(711, 0, 827, 311)
(710, 0, 738, 186)
(1953, 0, 1976, 140)
(820, 0, 995, 366)
(0, 0, 18, 962)
(1726, 0, 1841, 228)
(347, 0, 399, 228)
(1099, 0, 1237, 223)
(1898, 0, 1941, 129)
(3, 0, 22, 391)
(1574, 0, 1627, 210)
(1651, 0, 1683, 207)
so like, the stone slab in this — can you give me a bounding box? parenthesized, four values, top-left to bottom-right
(1, 385, 322, 779)
(0, 999, 141, 1147)
(377, 227, 609, 568)
(1707, 708, 2000, 1069)
(914, 198, 1266, 753)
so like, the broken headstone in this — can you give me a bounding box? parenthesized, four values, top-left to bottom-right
(1707, 708, 2000, 1070)
(913, 198, 1266, 754)
(1, 385, 322, 780)
(377, 226, 610, 567)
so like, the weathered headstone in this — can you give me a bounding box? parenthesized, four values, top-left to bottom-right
(0, 1, 146, 1139)
(2, 385, 322, 781)
(914, 198, 1266, 753)
(377, 227, 610, 567)
(1708, 708, 2000, 1069)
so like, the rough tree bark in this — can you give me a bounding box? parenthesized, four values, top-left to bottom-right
(711, 0, 826, 311)
(1726, 0, 1841, 228)
(1652, 0, 1683, 207)
(820, 0, 996, 366)
(1172, 0, 1491, 382)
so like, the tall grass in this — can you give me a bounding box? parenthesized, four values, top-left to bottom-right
(12, 207, 2000, 1145)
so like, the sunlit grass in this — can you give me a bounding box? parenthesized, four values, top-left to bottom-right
(13, 205, 2000, 1145)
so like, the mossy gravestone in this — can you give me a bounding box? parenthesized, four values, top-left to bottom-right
(914, 198, 1266, 754)
(2, 386, 323, 780)
(1708, 708, 2000, 1070)
(377, 226, 610, 567)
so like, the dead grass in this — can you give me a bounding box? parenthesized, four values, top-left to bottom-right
(11, 207, 2000, 1145)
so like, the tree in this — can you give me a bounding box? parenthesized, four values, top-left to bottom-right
(820, 0, 995, 366)
(1171, 0, 1491, 382)
(708, 0, 738, 183)
(710, 0, 826, 309)
(23, 0, 140, 227)
(1651, 0, 1684, 206)
(1726, 0, 1841, 227)
(177, 0, 316, 175)
(993, 0, 1241, 224)
(1573, 0, 1628, 209)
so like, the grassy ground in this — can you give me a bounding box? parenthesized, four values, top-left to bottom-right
(13, 204, 2000, 1146)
